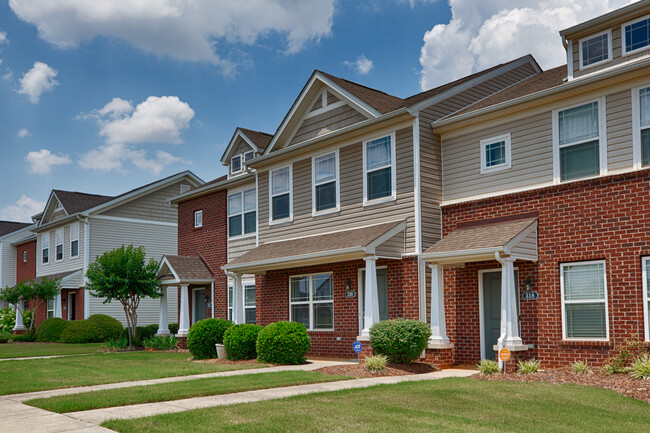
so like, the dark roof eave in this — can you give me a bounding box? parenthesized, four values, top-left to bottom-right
(170, 172, 254, 203)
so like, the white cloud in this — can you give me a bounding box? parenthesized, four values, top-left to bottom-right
(26, 149, 72, 174)
(78, 143, 190, 175)
(17, 128, 30, 138)
(18, 61, 59, 103)
(0, 195, 45, 223)
(418, 0, 633, 89)
(9, 0, 336, 74)
(0, 31, 7, 45)
(344, 54, 374, 75)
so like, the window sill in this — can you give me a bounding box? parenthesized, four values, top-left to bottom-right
(580, 58, 611, 71)
(306, 329, 335, 333)
(228, 233, 256, 241)
(559, 340, 612, 347)
(269, 218, 293, 226)
(312, 208, 339, 218)
(363, 196, 396, 208)
(622, 46, 650, 57)
(480, 164, 511, 175)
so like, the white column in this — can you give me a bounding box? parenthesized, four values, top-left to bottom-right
(157, 286, 170, 335)
(178, 285, 190, 336)
(361, 256, 379, 338)
(13, 303, 25, 332)
(497, 256, 522, 348)
(54, 292, 62, 319)
(429, 264, 450, 345)
(232, 274, 244, 324)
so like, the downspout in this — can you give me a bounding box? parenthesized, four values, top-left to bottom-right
(78, 215, 91, 319)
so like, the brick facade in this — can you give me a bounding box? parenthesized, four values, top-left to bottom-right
(15, 240, 36, 284)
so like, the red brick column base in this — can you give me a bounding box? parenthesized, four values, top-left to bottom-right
(176, 336, 188, 349)
(424, 347, 455, 369)
(12, 329, 25, 335)
(358, 341, 374, 363)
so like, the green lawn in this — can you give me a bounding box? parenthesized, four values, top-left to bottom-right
(104, 378, 650, 433)
(0, 352, 266, 395)
(0, 342, 104, 359)
(27, 371, 350, 413)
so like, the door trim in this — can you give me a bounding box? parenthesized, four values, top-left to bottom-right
(67, 292, 75, 321)
(192, 288, 206, 324)
(358, 265, 388, 334)
(478, 268, 518, 360)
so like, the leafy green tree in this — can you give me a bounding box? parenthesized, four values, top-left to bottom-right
(86, 245, 161, 345)
(0, 278, 60, 333)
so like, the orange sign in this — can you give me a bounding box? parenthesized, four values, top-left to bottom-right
(499, 348, 511, 362)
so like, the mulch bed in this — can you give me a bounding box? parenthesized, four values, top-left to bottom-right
(191, 357, 267, 366)
(476, 368, 650, 404)
(314, 361, 437, 378)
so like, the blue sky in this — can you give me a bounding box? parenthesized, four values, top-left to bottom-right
(0, 0, 629, 221)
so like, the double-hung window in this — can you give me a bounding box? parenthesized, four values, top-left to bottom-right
(228, 188, 256, 237)
(42, 232, 50, 264)
(227, 283, 256, 324)
(643, 257, 650, 341)
(230, 155, 242, 175)
(55, 228, 64, 261)
(46, 298, 55, 319)
(480, 134, 511, 173)
(70, 223, 79, 258)
(555, 100, 603, 182)
(623, 15, 650, 55)
(290, 273, 333, 330)
(364, 134, 395, 204)
(194, 210, 203, 228)
(561, 261, 609, 340)
(270, 166, 291, 222)
(633, 86, 650, 168)
(579, 31, 611, 68)
(244, 151, 255, 163)
(312, 151, 339, 214)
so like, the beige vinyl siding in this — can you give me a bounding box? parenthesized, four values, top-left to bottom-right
(607, 89, 634, 172)
(89, 286, 178, 327)
(228, 236, 257, 261)
(0, 229, 31, 288)
(375, 231, 405, 258)
(102, 181, 184, 223)
(442, 111, 553, 203)
(50, 209, 67, 223)
(289, 104, 368, 146)
(259, 127, 416, 252)
(36, 223, 85, 280)
(419, 118, 442, 252)
(510, 230, 538, 260)
(233, 137, 254, 157)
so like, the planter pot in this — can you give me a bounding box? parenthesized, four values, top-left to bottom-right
(215, 343, 227, 359)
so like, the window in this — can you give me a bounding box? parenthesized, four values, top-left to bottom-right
(228, 188, 256, 237)
(244, 151, 255, 163)
(70, 223, 79, 258)
(228, 282, 256, 324)
(363, 134, 396, 204)
(230, 155, 242, 174)
(623, 16, 650, 55)
(194, 210, 203, 228)
(22, 250, 27, 263)
(270, 166, 292, 222)
(312, 151, 339, 213)
(561, 261, 608, 340)
(480, 134, 511, 173)
(633, 86, 650, 168)
(554, 100, 604, 182)
(579, 31, 611, 68)
(42, 232, 49, 264)
(55, 228, 64, 261)
(644, 257, 650, 341)
(46, 298, 55, 319)
(289, 273, 333, 330)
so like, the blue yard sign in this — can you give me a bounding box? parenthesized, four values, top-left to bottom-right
(353, 341, 363, 353)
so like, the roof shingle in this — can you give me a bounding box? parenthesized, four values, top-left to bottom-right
(162, 255, 214, 281)
(0, 221, 32, 237)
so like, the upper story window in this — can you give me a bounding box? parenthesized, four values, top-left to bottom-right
(363, 133, 396, 205)
(312, 151, 339, 214)
(244, 151, 255, 163)
(270, 165, 292, 222)
(623, 15, 650, 55)
(70, 223, 79, 258)
(194, 210, 203, 228)
(290, 273, 333, 330)
(633, 86, 650, 168)
(22, 250, 27, 263)
(560, 261, 608, 341)
(480, 133, 511, 174)
(579, 30, 611, 68)
(42, 232, 49, 264)
(554, 100, 604, 182)
(230, 155, 242, 175)
(55, 228, 64, 261)
(228, 188, 256, 237)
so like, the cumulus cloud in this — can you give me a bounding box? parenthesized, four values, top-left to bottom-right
(9, 0, 336, 74)
(418, 0, 633, 89)
(18, 61, 59, 103)
(344, 54, 374, 75)
(17, 128, 30, 138)
(0, 31, 7, 45)
(0, 195, 45, 222)
(78, 143, 190, 175)
(25, 149, 72, 174)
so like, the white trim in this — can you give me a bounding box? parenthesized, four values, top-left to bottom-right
(67, 291, 75, 320)
(357, 265, 388, 334)
(227, 187, 257, 239)
(289, 272, 334, 331)
(88, 214, 178, 227)
(54, 228, 63, 262)
(304, 100, 347, 120)
(269, 164, 293, 225)
(82, 218, 90, 318)
(41, 231, 50, 265)
(194, 210, 203, 228)
(220, 129, 260, 164)
(560, 260, 610, 342)
(69, 222, 79, 259)
(227, 277, 256, 323)
(412, 116, 422, 254)
(478, 268, 519, 360)
(578, 29, 612, 70)
(255, 170, 259, 247)
(192, 287, 207, 324)
(362, 132, 397, 207)
(632, 83, 650, 169)
(622, 14, 650, 57)
(229, 154, 243, 177)
(643, 256, 650, 342)
(567, 39, 574, 81)
(480, 133, 512, 174)
(311, 149, 340, 216)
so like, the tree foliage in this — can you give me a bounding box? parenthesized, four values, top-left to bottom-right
(0, 278, 61, 333)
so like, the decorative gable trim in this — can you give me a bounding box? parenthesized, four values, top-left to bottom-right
(38, 192, 67, 227)
(220, 128, 260, 165)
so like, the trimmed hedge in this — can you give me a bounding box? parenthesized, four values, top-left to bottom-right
(369, 319, 431, 363)
(35, 318, 68, 342)
(87, 314, 123, 341)
(223, 324, 263, 360)
(59, 320, 103, 343)
(257, 321, 310, 365)
(187, 318, 233, 359)
(169, 323, 179, 335)
(121, 323, 159, 346)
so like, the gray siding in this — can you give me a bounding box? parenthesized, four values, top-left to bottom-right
(607, 89, 634, 172)
(0, 229, 30, 288)
(36, 223, 85, 282)
(102, 181, 184, 223)
(289, 104, 368, 146)
(89, 285, 178, 327)
(228, 236, 257, 261)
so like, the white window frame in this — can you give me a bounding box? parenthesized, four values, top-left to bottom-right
(642, 257, 650, 342)
(560, 260, 609, 341)
(55, 228, 64, 262)
(230, 154, 243, 175)
(227, 278, 256, 324)
(41, 232, 50, 265)
(69, 223, 79, 259)
(480, 133, 512, 174)
(269, 164, 293, 224)
(227, 187, 257, 239)
(22, 250, 27, 263)
(194, 210, 203, 228)
(552, 97, 607, 184)
(631, 84, 650, 169)
(578, 29, 612, 70)
(622, 14, 650, 56)
(362, 132, 397, 206)
(244, 150, 255, 163)
(289, 272, 334, 331)
(46, 298, 55, 319)
(311, 149, 340, 216)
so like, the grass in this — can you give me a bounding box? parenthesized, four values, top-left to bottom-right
(0, 342, 104, 359)
(27, 371, 350, 413)
(0, 352, 265, 395)
(104, 378, 650, 433)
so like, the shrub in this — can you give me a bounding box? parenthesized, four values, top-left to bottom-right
(365, 354, 388, 372)
(224, 324, 263, 360)
(630, 354, 650, 380)
(602, 335, 646, 374)
(35, 318, 69, 342)
(11, 332, 36, 342)
(143, 335, 178, 351)
(121, 323, 160, 346)
(104, 336, 129, 352)
(478, 359, 501, 375)
(0, 307, 15, 333)
(169, 323, 179, 335)
(59, 320, 103, 343)
(257, 321, 311, 365)
(517, 359, 540, 374)
(0, 331, 11, 343)
(571, 360, 590, 374)
(187, 318, 233, 359)
(369, 319, 431, 364)
(87, 314, 123, 341)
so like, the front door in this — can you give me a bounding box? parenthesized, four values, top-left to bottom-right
(481, 270, 519, 361)
(359, 268, 388, 333)
(193, 288, 206, 324)
(68, 293, 76, 321)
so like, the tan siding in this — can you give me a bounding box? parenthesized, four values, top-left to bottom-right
(102, 181, 184, 223)
(289, 105, 368, 146)
(375, 231, 405, 258)
(50, 210, 67, 223)
(36, 223, 85, 280)
(326, 91, 340, 104)
(607, 89, 634, 172)
(233, 137, 254, 156)
(511, 230, 538, 260)
(310, 94, 323, 112)
(228, 236, 257, 261)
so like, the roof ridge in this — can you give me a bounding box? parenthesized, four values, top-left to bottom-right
(316, 70, 404, 100)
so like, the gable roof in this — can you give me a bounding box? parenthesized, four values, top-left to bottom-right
(317, 71, 407, 114)
(52, 190, 114, 215)
(239, 128, 273, 150)
(220, 127, 273, 164)
(0, 221, 32, 237)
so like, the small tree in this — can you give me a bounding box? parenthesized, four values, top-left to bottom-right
(0, 282, 27, 329)
(86, 245, 161, 346)
(0, 278, 61, 334)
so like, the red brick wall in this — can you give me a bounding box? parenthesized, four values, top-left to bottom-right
(16, 240, 36, 284)
(441, 169, 650, 368)
(61, 288, 84, 321)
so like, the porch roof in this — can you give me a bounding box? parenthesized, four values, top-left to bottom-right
(223, 220, 406, 274)
(421, 217, 538, 265)
(33, 269, 83, 287)
(157, 255, 214, 286)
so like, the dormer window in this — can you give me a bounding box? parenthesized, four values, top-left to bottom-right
(580, 30, 611, 68)
(230, 155, 242, 174)
(623, 15, 650, 55)
(244, 151, 255, 163)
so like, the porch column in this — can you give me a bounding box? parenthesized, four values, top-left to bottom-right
(429, 264, 450, 345)
(232, 273, 244, 324)
(178, 285, 190, 336)
(361, 256, 379, 338)
(157, 286, 170, 335)
(54, 292, 62, 318)
(13, 302, 25, 332)
(498, 256, 523, 348)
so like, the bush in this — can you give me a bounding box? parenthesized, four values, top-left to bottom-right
(104, 336, 129, 352)
(87, 314, 123, 341)
(602, 335, 646, 374)
(0, 307, 15, 333)
(143, 335, 178, 351)
(11, 332, 36, 342)
(478, 359, 501, 375)
(630, 354, 650, 380)
(187, 318, 233, 359)
(35, 318, 69, 342)
(365, 354, 388, 372)
(257, 321, 311, 365)
(59, 320, 103, 343)
(369, 319, 431, 364)
(169, 323, 179, 335)
(571, 360, 590, 374)
(517, 359, 540, 374)
(121, 323, 160, 346)
(224, 324, 263, 360)
(0, 331, 11, 343)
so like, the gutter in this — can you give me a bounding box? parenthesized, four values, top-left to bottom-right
(169, 172, 255, 204)
(419, 246, 505, 262)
